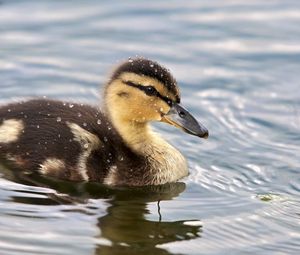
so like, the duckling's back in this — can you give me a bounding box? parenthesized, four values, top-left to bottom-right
(0, 99, 144, 183)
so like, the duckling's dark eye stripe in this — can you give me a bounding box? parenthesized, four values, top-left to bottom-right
(123, 80, 173, 107)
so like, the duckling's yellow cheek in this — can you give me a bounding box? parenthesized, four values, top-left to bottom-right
(150, 101, 170, 115)
(143, 105, 169, 122)
(147, 109, 162, 121)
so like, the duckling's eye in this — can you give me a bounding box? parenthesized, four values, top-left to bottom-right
(144, 86, 157, 96)
(166, 99, 173, 107)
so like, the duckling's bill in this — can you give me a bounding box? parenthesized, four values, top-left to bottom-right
(161, 103, 209, 138)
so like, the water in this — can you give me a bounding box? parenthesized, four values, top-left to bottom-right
(0, 0, 300, 254)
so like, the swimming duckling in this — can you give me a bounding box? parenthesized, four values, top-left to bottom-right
(0, 57, 208, 186)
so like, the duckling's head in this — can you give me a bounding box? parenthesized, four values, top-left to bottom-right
(104, 57, 208, 139)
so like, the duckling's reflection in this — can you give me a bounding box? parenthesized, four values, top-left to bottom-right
(93, 183, 202, 255)
(1, 166, 202, 255)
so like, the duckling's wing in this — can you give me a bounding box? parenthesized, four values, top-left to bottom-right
(0, 99, 115, 181)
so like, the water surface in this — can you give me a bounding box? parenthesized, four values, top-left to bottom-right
(0, 0, 300, 254)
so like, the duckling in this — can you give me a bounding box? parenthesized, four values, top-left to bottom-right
(0, 57, 208, 186)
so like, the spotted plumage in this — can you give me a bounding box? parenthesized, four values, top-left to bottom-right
(0, 57, 208, 186)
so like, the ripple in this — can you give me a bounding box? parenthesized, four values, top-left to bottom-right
(174, 10, 300, 23)
(158, 198, 300, 254)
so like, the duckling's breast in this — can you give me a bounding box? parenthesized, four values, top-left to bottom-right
(145, 137, 188, 185)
